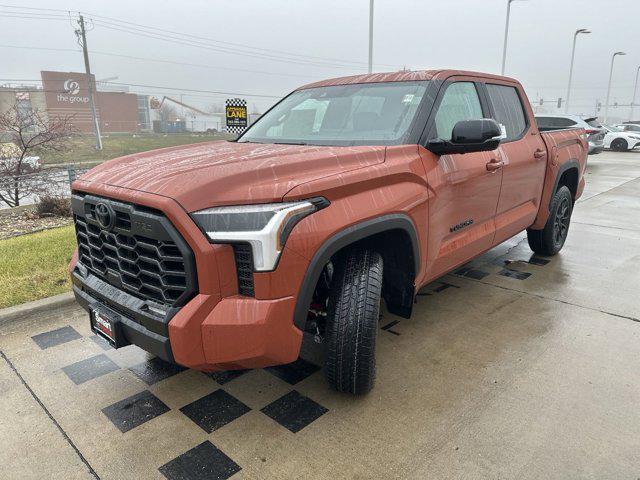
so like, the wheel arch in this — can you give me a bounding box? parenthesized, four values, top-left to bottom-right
(551, 160, 580, 206)
(292, 214, 420, 331)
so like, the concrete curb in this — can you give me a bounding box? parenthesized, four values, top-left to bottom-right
(0, 291, 76, 325)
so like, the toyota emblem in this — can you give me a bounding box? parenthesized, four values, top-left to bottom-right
(95, 202, 115, 230)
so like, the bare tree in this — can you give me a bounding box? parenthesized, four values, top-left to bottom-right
(0, 105, 75, 207)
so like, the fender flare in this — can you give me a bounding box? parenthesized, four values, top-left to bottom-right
(548, 160, 580, 210)
(292, 213, 420, 331)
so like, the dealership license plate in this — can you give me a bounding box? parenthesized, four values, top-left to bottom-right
(91, 307, 119, 347)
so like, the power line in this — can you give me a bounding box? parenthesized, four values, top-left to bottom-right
(0, 13, 70, 21)
(0, 4, 398, 70)
(0, 44, 322, 80)
(0, 78, 283, 99)
(90, 20, 366, 70)
(81, 10, 397, 68)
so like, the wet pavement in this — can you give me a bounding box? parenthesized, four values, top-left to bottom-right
(1, 151, 639, 479)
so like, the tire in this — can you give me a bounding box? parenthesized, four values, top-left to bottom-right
(325, 248, 383, 395)
(611, 138, 628, 151)
(527, 186, 573, 256)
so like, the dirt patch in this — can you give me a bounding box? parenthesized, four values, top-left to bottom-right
(0, 206, 72, 240)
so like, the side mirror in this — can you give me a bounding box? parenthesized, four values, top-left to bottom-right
(427, 118, 502, 155)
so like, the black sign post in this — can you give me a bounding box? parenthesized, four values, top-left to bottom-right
(225, 98, 248, 134)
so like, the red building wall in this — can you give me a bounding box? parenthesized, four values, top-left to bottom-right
(41, 71, 138, 133)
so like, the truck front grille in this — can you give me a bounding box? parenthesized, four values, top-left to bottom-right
(232, 244, 255, 296)
(72, 194, 197, 307)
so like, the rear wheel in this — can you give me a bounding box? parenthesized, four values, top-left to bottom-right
(325, 248, 383, 395)
(611, 138, 628, 151)
(527, 186, 573, 256)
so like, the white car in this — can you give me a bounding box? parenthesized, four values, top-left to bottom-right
(614, 123, 640, 134)
(602, 125, 640, 151)
(0, 142, 41, 173)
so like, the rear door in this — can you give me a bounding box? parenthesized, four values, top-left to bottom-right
(419, 79, 503, 280)
(484, 82, 547, 243)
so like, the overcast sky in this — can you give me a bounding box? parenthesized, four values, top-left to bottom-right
(3, 0, 640, 117)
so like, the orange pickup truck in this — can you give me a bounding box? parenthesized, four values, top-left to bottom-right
(70, 70, 587, 394)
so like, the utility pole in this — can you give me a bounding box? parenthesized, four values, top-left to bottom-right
(604, 51, 626, 124)
(368, 0, 374, 73)
(76, 15, 102, 150)
(565, 28, 591, 114)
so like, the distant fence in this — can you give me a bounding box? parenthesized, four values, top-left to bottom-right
(0, 166, 88, 209)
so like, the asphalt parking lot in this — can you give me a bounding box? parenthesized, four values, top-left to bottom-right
(1, 150, 639, 480)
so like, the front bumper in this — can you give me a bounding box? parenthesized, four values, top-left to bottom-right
(72, 261, 303, 369)
(70, 180, 305, 371)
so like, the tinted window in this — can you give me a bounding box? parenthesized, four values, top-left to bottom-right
(536, 117, 576, 129)
(486, 84, 527, 140)
(535, 116, 554, 129)
(555, 117, 577, 127)
(434, 82, 483, 140)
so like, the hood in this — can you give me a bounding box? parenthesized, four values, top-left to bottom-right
(79, 141, 386, 212)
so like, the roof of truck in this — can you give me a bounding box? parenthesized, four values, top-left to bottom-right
(297, 70, 519, 90)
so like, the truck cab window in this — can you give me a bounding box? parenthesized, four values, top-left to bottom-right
(486, 84, 527, 140)
(434, 82, 483, 140)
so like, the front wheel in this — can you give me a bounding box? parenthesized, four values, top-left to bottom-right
(325, 248, 383, 395)
(527, 186, 573, 256)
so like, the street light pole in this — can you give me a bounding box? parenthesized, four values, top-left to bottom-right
(630, 65, 640, 121)
(500, 0, 526, 75)
(368, 0, 374, 73)
(565, 28, 591, 114)
(604, 51, 626, 123)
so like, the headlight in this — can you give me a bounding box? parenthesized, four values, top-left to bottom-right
(191, 198, 329, 271)
(628, 135, 640, 140)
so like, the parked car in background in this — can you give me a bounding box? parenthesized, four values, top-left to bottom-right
(0, 142, 41, 173)
(614, 123, 640, 134)
(535, 114, 605, 154)
(602, 124, 640, 151)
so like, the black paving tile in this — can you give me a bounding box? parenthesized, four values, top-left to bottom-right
(528, 256, 551, 266)
(62, 354, 120, 385)
(205, 369, 250, 385)
(381, 320, 401, 335)
(90, 334, 113, 351)
(454, 268, 490, 280)
(102, 390, 170, 433)
(265, 358, 320, 385)
(180, 389, 250, 433)
(498, 268, 531, 280)
(433, 282, 460, 292)
(129, 357, 187, 385)
(159, 441, 241, 480)
(261, 390, 328, 433)
(32, 326, 82, 350)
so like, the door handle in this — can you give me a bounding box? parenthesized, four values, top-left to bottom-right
(486, 160, 504, 171)
(534, 149, 546, 159)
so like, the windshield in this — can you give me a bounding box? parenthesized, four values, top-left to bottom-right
(237, 81, 428, 146)
(604, 124, 622, 132)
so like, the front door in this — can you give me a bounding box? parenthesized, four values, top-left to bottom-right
(419, 80, 503, 281)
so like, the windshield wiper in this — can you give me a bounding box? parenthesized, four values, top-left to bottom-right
(273, 141, 308, 145)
